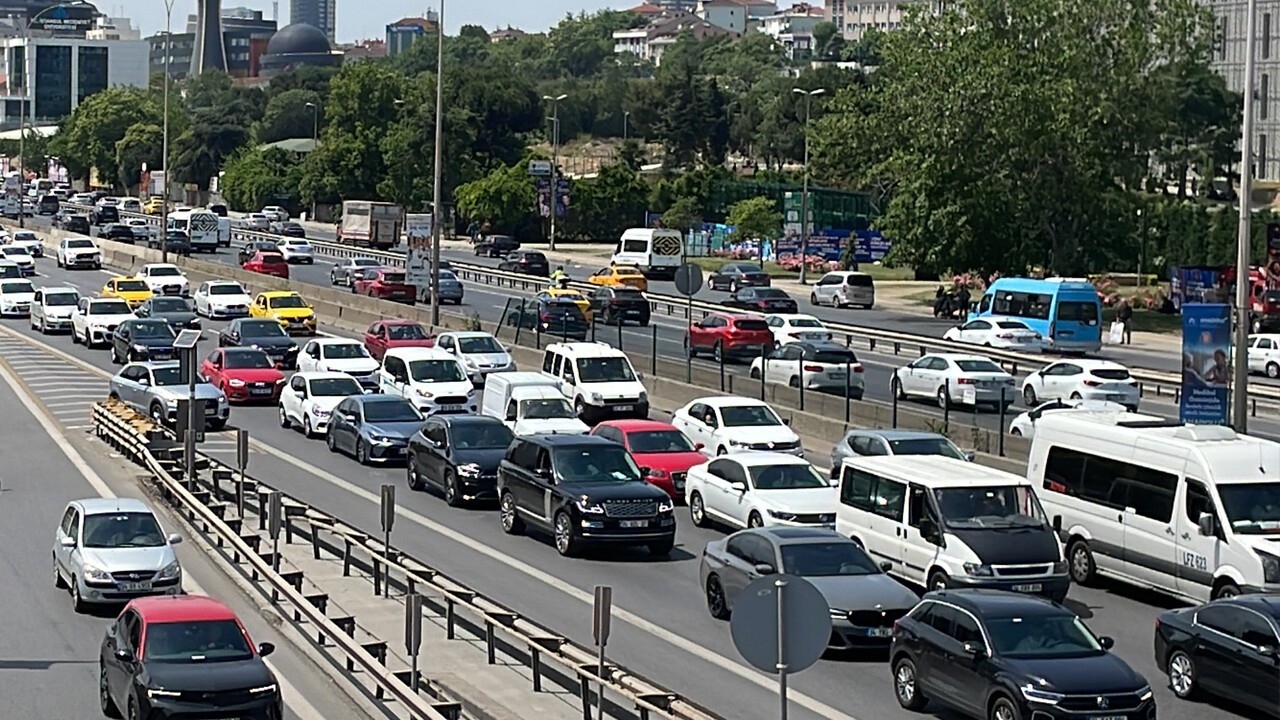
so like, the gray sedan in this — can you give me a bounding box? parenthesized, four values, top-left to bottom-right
(108, 361, 230, 429)
(435, 269, 464, 304)
(830, 429, 972, 477)
(330, 257, 381, 287)
(699, 527, 919, 649)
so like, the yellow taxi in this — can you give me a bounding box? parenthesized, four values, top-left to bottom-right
(250, 291, 317, 335)
(587, 265, 648, 293)
(102, 276, 153, 308)
(538, 287, 593, 322)
(143, 196, 166, 215)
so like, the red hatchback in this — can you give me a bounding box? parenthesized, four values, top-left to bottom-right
(201, 347, 285, 403)
(363, 319, 434, 360)
(242, 251, 289, 278)
(591, 420, 706, 500)
(686, 313, 773, 363)
(354, 267, 416, 304)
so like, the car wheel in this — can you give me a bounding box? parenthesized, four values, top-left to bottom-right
(278, 404, 290, 428)
(1010, 427, 1022, 437)
(1070, 392, 1083, 400)
(326, 431, 338, 453)
(1067, 539, 1096, 585)
(936, 386, 950, 409)
(1269, 362, 1280, 380)
(100, 665, 120, 718)
(406, 458, 425, 491)
(500, 491, 524, 534)
(809, 292, 818, 306)
(729, 280, 738, 293)
(716, 446, 727, 456)
(713, 341, 723, 364)
(689, 491, 708, 527)
(892, 377, 906, 400)
(443, 469, 462, 507)
(705, 574, 730, 619)
(207, 419, 225, 431)
(150, 403, 166, 426)
(53, 554, 66, 589)
(302, 416, 315, 438)
(356, 438, 370, 465)
(927, 569, 949, 592)
(749, 366, 761, 380)
(553, 512, 578, 557)
(71, 579, 86, 613)
(1167, 649, 1199, 699)
(1022, 385, 1038, 406)
(684, 336, 696, 358)
(989, 695, 1021, 720)
(574, 397, 587, 419)
(788, 376, 800, 389)
(747, 511, 764, 528)
(1213, 580, 1242, 599)
(892, 656, 927, 711)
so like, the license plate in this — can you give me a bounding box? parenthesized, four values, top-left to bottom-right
(614, 405, 634, 412)
(250, 388, 272, 396)
(829, 372, 846, 379)
(619, 520, 648, 528)
(863, 627, 893, 638)
(119, 581, 152, 592)
(1107, 393, 1126, 401)
(439, 404, 464, 412)
(1088, 716, 1126, 720)
(1010, 583, 1042, 593)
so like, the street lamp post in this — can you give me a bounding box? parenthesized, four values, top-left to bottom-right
(543, 93, 567, 252)
(623, 110, 630, 141)
(792, 87, 824, 285)
(429, 0, 445, 325)
(305, 100, 319, 221)
(161, 0, 177, 263)
(1234, 0, 1260, 432)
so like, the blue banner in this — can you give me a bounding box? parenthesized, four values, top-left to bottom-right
(775, 230, 892, 264)
(1180, 303, 1232, 425)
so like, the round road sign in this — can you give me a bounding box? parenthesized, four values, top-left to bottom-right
(729, 574, 831, 675)
(674, 263, 703, 296)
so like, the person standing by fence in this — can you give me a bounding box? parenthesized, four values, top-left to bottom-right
(1116, 298, 1133, 344)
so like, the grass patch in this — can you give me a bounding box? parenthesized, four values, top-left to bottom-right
(1103, 307, 1182, 335)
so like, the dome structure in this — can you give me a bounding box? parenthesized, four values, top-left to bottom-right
(266, 22, 333, 56)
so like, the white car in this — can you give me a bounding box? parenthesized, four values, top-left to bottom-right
(138, 263, 189, 297)
(261, 205, 289, 223)
(71, 297, 135, 347)
(378, 347, 480, 416)
(56, 237, 101, 269)
(763, 314, 832, 345)
(9, 230, 42, 257)
(942, 317, 1046, 351)
(242, 213, 271, 231)
(1020, 358, 1139, 410)
(0, 245, 35, 275)
(297, 338, 380, 389)
(0, 278, 35, 315)
(1247, 334, 1280, 378)
(749, 341, 865, 398)
(891, 353, 1015, 408)
(1008, 399, 1131, 438)
(30, 286, 80, 333)
(671, 396, 803, 457)
(279, 371, 365, 437)
(126, 218, 155, 242)
(684, 452, 836, 530)
(434, 331, 515, 381)
(278, 239, 314, 264)
(193, 280, 252, 318)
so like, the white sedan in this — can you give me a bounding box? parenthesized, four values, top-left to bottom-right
(685, 452, 836, 530)
(1020, 359, 1139, 410)
(278, 371, 364, 437)
(891, 353, 1015, 408)
(278, 239, 314, 264)
(1247, 334, 1280, 378)
(0, 245, 35, 275)
(1009, 399, 1131, 438)
(0, 278, 35, 315)
(942, 317, 1046, 351)
(764, 314, 832, 346)
(748, 341, 864, 398)
(670, 396, 803, 457)
(297, 338, 380, 389)
(9, 230, 42, 257)
(193, 280, 252, 318)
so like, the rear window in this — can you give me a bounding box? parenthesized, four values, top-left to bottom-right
(1090, 368, 1131, 380)
(813, 350, 856, 364)
(1056, 300, 1099, 323)
(955, 359, 1004, 373)
(758, 289, 788, 299)
(523, 252, 547, 262)
(380, 272, 406, 283)
(612, 288, 645, 298)
(995, 321, 1030, 330)
(845, 275, 874, 287)
(734, 319, 769, 331)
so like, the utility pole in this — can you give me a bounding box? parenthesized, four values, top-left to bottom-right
(543, 94, 567, 252)
(792, 88, 824, 285)
(305, 101, 319, 221)
(161, 0, 176, 263)
(429, 0, 445, 325)
(1235, 0, 1259, 432)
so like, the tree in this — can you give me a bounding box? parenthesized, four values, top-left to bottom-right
(221, 147, 299, 211)
(49, 88, 164, 186)
(570, 161, 649, 240)
(661, 196, 703, 233)
(454, 161, 537, 235)
(115, 123, 163, 191)
(256, 89, 323, 145)
(811, 22, 840, 60)
(726, 196, 782, 241)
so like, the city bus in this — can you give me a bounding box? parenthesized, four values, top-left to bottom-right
(166, 209, 221, 253)
(970, 277, 1102, 353)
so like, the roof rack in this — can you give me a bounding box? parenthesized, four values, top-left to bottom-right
(1114, 418, 1184, 428)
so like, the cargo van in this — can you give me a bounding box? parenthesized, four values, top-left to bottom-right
(481, 372, 588, 436)
(610, 228, 683, 279)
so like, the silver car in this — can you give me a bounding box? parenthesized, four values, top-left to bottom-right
(331, 257, 380, 287)
(830, 429, 971, 477)
(109, 361, 230, 429)
(810, 271, 876, 309)
(53, 497, 183, 611)
(433, 331, 514, 382)
(436, 269, 464, 304)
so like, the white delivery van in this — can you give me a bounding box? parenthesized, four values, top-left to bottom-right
(610, 228, 683, 279)
(481, 372, 588, 436)
(836, 455, 1069, 601)
(1029, 410, 1280, 602)
(540, 343, 648, 422)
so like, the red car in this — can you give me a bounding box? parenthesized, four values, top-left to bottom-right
(242, 251, 290, 278)
(354, 267, 416, 304)
(686, 313, 773, 363)
(363, 319, 434, 360)
(201, 347, 285, 403)
(591, 420, 706, 500)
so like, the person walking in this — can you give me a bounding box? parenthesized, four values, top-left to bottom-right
(1116, 298, 1133, 345)
(955, 282, 972, 323)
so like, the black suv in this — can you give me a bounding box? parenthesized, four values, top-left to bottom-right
(587, 286, 650, 326)
(90, 204, 119, 225)
(498, 435, 676, 557)
(708, 262, 771, 292)
(498, 250, 549, 277)
(407, 415, 514, 505)
(504, 297, 589, 340)
(891, 590, 1153, 720)
(218, 318, 299, 368)
(63, 214, 91, 235)
(37, 195, 59, 215)
(474, 234, 520, 258)
(110, 319, 178, 364)
(724, 287, 799, 314)
(238, 240, 280, 264)
(98, 223, 137, 243)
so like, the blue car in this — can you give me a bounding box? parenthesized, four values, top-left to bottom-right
(325, 394, 424, 465)
(436, 269, 464, 305)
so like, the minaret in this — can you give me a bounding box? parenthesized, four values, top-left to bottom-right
(190, 0, 228, 76)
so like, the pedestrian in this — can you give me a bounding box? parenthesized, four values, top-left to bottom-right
(550, 265, 568, 287)
(467, 220, 478, 243)
(955, 282, 971, 322)
(1116, 298, 1133, 344)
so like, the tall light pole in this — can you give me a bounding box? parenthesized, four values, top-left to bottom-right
(792, 87, 824, 284)
(161, 0, 177, 263)
(623, 110, 630, 141)
(543, 93, 567, 252)
(305, 100, 319, 221)
(429, 0, 445, 325)
(1235, 0, 1260, 432)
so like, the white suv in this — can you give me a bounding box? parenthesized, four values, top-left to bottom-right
(57, 237, 101, 269)
(72, 297, 135, 347)
(378, 347, 479, 416)
(138, 263, 190, 297)
(30, 287, 80, 333)
(538, 342, 648, 422)
(10, 230, 42, 257)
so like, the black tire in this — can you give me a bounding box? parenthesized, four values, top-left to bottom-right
(150, 404, 166, 426)
(100, 665, 121, 718)
(892, 656, 927, 711)
(705, 574, 730, 619)
(713, 341, 724, 364)
(302, 416, 314, 438)
(553, 512, 578, 557)
(71, 580, 86, 613)
(278, 404, 290, 428)
(892, 377, 906, 401)
(206, 418, 226, 431)
(1023, 385, 1038, 406)
(356, 439, 370, 465)
(989, 695, 1021, 720)
(1070, 392, 1083, 400)
(936, 386, 950, 409)
(406, 459, 425, 491)
(1268, 362, 1280, 380)
(326, 431, 338, 453)
(500, 491, 524, 534)
(926, 569, 949, 592)
(1067, 539, 1096, 585)
(443, 469, 462, 507)
(1213, 580, 1242, 599)
(684, 336, 696, 358)
(747, 511, 764, 528)
(648, 535, 674, 556)
(1167, 649, 1199, 700)
(749, 367, 761, 380)
(71, 326, 80, 344)
(689, 491, 709, 527)
(53, 554, 66, 589)
(809, 292, 818, 306)
(729, 280, 738, 293)
(1010, 428, 1022, 437)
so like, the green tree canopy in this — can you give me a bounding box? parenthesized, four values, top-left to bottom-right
(454, 161, 537, 235)
(256, 89, 323, 145)
(49, 88, 164, 186)
(726, 196, 782, 241)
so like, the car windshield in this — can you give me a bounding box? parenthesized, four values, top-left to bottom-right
(789, 318, 823, 328)
(92, 300, 133, 314)
(387, 324, 428, 340)
(150, 298, 190, 312)
(67, 239, 94, 249)
(719, 404, 783, 427)
(1218, 483, 1280, 534)
(1, 247, 28, 257)
(576, 357, 635, 383)
(781, 542, 879, 577)
(13, 232, 35, 241)
(132, 322, 175, 339)
(270, 296, 306, 309)
(554, 446, 641, 484)
(239, 321, 286, 338)
(409, 359, 465, 383)
(353, 259, 379, 268)
(322, 343, 369, 359)
(986, 615, 1103, 659)
(458, 336, 502, 353)
(749, 463, 828, 490)
(363, 400, 422, 423)
(628, 430, 696, 453)
(224, 351, 273, 369)
(149, 267, 181, 277)
(955, 359, 1005, 373)
(522, 398, 577, 419)
(0, 280, 33, 293)
(143, 620, 254, 663)
(452, 423, 515, 449)
(1090, 368, 1130, 380)
(887, 437, 968, 460)
(151, 367, 185, 386)
(934, 485, 1048, 529)
(115, 280, 148, 292)
(81, 512, 164, 548)
(209, 284, 245, 296)
(45, 292, 78, 306)
(309, 378, 362, 397)
(439, 270, 459, 282)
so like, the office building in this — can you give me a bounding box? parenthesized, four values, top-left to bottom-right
(0, 35, 148, 125)
(191, 0, 227, 75)
(149, 7, 276, 79)
(386, 13, 436, 56)
(1204, 2, 1280, 180)
(290, 0, 334, 43)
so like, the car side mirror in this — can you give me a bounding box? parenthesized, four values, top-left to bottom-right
(1098, 636, 1115, 650)
(257, 642, 275, 657)
(879, 561, 892, 573)
(1198, 512, 1216, 537)
(962, 642, 987, 660)
(920, 518, 943, 546)
(166, 533, 182, 545)
(297, 389, 307, 399)
(275, 362, 284, 370)
(534, 467, 550, 478)
(59, 536, 76, 548)
(138, 378, 150, 387)
(695, 442, 705, 451)
(730, 481, 747, 492)
(753, 563, 776, 576)
(1052, 515, 1063, 532)
(782, 418, 791, 426)
(638, 466, 652, 477)
(114, 649, 135, 663)
(963, 451, 976, 462)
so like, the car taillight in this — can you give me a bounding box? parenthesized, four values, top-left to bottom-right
(892, 620, 901, 633)
(957, 378, 976, 385)
(803, 364, 823, 372)
(1128, 379, 1138, 386)
(853, 364, 864, 373)
(1083, 380, 1103, 387)
(997, 333, 1013, 339)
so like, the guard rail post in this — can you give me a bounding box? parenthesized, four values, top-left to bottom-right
(892, 382, 899, 428)
(617, 318, 623, 351)
(943, 378, 951, 429)
(999, 395, 1007, 457)
(497, 298, 513, 337)
(797, 365, 805, 412)
(535, 319, 542, 350)
(685, 336, 692, 384)
(514, 306, 525, 345)
(759, 345, 766, 401)
(650, 326, 657, 376)
(844, 361, 851, 425)
(718, 346, 725, 392)
(591, 317, 597, 342)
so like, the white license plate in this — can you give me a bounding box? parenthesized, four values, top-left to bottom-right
(828, 372, 846, 379)
(1089, 716, 1126, 720)
(863, 627, 893, 638)
(619, 520, 648, 528)
(1106, 393, 1126, 400)
(1010, 583, 1042, 593)
(439, 404, 464, 412)
(614, 405, 634, 412)
(250, 388, 272, 396)
(119, 581, 152, 592)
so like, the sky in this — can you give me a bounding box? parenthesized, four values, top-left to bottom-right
(105, 0, 624, 43)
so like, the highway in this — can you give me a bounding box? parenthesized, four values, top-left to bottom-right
(7, 237, 1262, 720)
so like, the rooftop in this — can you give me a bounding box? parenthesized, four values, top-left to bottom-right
(129, 595, 239, 623)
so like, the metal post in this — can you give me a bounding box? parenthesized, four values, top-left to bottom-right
(497, 298, 513, 338)
(160, 0, 175, 262)
(844, 361, 851, 424)
(429, 0, 446, 326)
(650, 325, 657, 375)
(999, 394, 1007, 457)
(718, 344, 725, 391)
(186, 345, 197, 454)
(306, 101, 319, 220)
(623, 110, 629, 141)
(797, 362, 805, 412)
(892, 384, 899, 428)
(776, 577, 788, 720)
(943, 378, 951, 428)
(760, 345, 767, 400)
(791, 88, 824, 285)
(562, 315, 569, 344)
(544, 94, 567, 252)
(590, 315, 597, 342)
(1235, 0, 1260, 433)
(617, 316, 623, 350)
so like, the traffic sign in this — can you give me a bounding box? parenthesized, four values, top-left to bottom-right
(174, 328, 202, 349)
(674, 263, 703, 296)
(729, 574, 831, 675)
(528, 160, 552, 176)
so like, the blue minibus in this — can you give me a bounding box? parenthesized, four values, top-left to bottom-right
(970, 278, 1102, 353)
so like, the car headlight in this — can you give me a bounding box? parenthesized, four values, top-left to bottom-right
(576, 498, 606, 514)
(155, 559, 181, 581)
(639, 391, 648, 403)
(83, 563, 112, 582)
(310, 406, 329, 417)
(164, 398, 178, 409)
(415, 387, 434, 398)
(768, 510, 798, 521)
(589, 392, 603, 402)
(189, 319, 201, 328)
(963, 563, 994, 577)
(728, 439, 748, 447)
(1051, 560, 1068, 574)
(1257, 549, 1280, 583)
(371, 435, 392, 444)
(248, 683, 278, 694)
(457, 462, 482, 477)
(228, 379, 246, 387)
(273, 313, 286, 322)
(647, 468, 669, 478)
(146, 688, 183, 699)
(1019, 684, 1063, 705)
(658, 498, 675, 513)
(133, 343, 147, 352)
(1137, 685, 1152, 701)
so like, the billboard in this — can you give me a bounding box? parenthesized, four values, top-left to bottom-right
(31, 3, 100, 32)
(1179, 303, 1232, 425)
(774, 229, 892, 265)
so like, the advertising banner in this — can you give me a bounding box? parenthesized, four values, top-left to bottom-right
(775, 230, 892, 264)
(1179, 303, 1232, 425)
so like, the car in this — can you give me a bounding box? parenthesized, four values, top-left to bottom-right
(686, 313, 774, 363)
(36, 194, 59, 215)
(591, 419, 707, 500)
(504, 297, 589, 340)
(277, 238, 314, 263)
(29, 286, 80, 333)
(749, 341, 865, 398)
(1020, 358, 1139, 410)
(125, 218, 154, 243)
(148, 231, 193, 255)
(97, 223, 137, 243)
(54, 498, 184, 612)
(137, 263, 190, 297)
(134, 296, 200, 330)
(671, 396, 804, 457)
(193, 280, 252, 319)
(707, 262, 771, 292)
(809, 270, 875, 308)
(685, 452, 836, 530)
(297, 337, 380, 388)
(497, 434, 676, 556)
(272, 221, 307, 238)
(539, 342, 649, 421)
(89, 203, 118, 225)
(1155, 595, 1280, 713)
(537, 288, 592, 322)
(586, 286, 650, 326)
(724, 287, 799, 314)
(101, 276, 154, 309)
(331, 257, 381, 286)
(407, 415, 515, 505)
(201, 347, 286, 403)
(109, 361, 230, 429)
(110, 318, 178, 364)
(242, 251, 290, 278)
(56, 237, 101, 269)
(943, 317, 1047, 351)
(9, 229, 42, 257)
(433, 331, 514, 382)
(242, 212, 272, 230)
(99, 595, 281, 720)
(118, 197, 141, 213)
(72, 297, 136, 347)
(890, 590, 1152, 720)
(206, 202, 228, 216)
(142, 196, 165, 214)
(278, 371, 365, 437)
(326, 394, 425, 464)
(763, 314, 832, 345)
(63, 214, 91, 234)
(260, 205, 289, 222)
(699, 528, 919, 646)
(217, 318, 299, 369)
(1007, 399, 1131, 438)
(1246, 333, 1280, 378)
(249, 291, 317, 335)
(0, 278, 35, 315)
(378, 346, 479, 416)
(892, 353, 1016, 409)
(353, 267, 417, 304)
(473, 234, 520, 257)
(0, 245, 35, 275)
(0, 259, 21, 279)
(363, 319, 434, 361)
(588, 265, 648, 292)
(830, 429, 970, 473)
(498, 250, 550, 277)
(434, 269, 465, 305)
(237, 239, 280, 265)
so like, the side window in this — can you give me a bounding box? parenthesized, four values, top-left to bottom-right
(535, 448, 552, 475)
(291, 376, 306, 392)
(1240, 611, 1279, 648)
(721, 462, 748, 486)
(425, 423, 447, 446)
(743, 536, 777, 567)
(542, 351, 555, 374)
(505, 400, 518, 421)
(851, 436, 873, 455)
(767, 317, 781, 328)
(59, 507, 75, 535)
(951, 611, 984, 646)
(726, 536, 751, 562)
(688, 403, 707, 422)
(1042, 446, 1179, 522)
(1197, 605, 1238, 636)
(926, 604, 956, 637)
(125, 612, 142, 651)
(908, 485, 930, 528)
(839, 467, 877, 511)
(706, 458, 732, 479)
(561, 359, 576, 384)
(782, 346, 803, 361)
(873, 478, 907, 521)
(1185, 479, 1217, 526)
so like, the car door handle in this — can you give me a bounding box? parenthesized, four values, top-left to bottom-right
(1166, 527, 1175, 536)
(1181, 532, 1191, 540)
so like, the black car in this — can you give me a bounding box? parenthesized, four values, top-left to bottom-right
(407, 415, 514, 505)
(206, 203, 228, 217)
(148, 231, 192, 255)
(708, 262, 772, 292)
(111, 319, 178, 364)
(498, 250, 550, 277)
(724, 287, 799, 314)
(136, 296, 201, 330)
(504, 297, 589, 340)
(63, 214, 91, 235)
(588, 286, 650, 326)
(238, 240, 279, 264)
(474, 234, 520, 258)
(1155, 595, 1280, 714)
(90, 204, 119, 225)
(498, 434, 676, 557)
(53, 207, 74, 226)
(37, 194, 59, 215)
(273, 221, 307, 238)
(891, 590, 1153, 720)
(98, 223, 137, 243)
(219, 318, 299, 368)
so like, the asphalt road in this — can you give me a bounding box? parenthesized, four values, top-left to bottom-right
(8, 243, 1263, 720)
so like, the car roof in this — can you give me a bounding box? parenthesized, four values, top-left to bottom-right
(237, 317, 280, 325)
(545, 342, 626, 358)
(380, 318, 422, 326)
(441, 331, 492, 339)
(110, 275, 144, 281)
(206, 279, 244, 287)
(1214, 595, 1280, 618)
(143, 263, 179, 270)
(43, 286, 77, 293)
(129, 595, 239, 624)
(695, 395, 769, 408)
(259, 290, 301, 298)
(352, 394, 414, 406)
(599, 419, 680, 433)
(844, 455, 1025, 488)
(924, 589, 1068, 618)
(746, 526, 844, 544)
(723, 451, 811, 467)
(129, 361, 180, 371)
(293, 370, 355, 381)
(525, 434, 617, 449)
(793, 341, 850, 352)
(75, 497, 152, 515)
(385, 346, 452, 360)
(434, 414, 507, 428)
(310, 337, 360, 345)
(712, 312, 762, 321)
(1049, 358, 1127, 370)
(767, 314, 821, 322)
(924, 353, 994, 362)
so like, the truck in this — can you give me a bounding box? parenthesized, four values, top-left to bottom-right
(3, 172, 20, 219)
(1170, 265, 1280, 332)
(336, 200, 403, 250)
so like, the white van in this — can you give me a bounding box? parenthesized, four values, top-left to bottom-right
(836, 455, 1069, 601)
(539, 342, 648, 422)
(1029, 411, 1280, 602)
(610, 228, 683, 279)
(481, 372, 588, 436)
